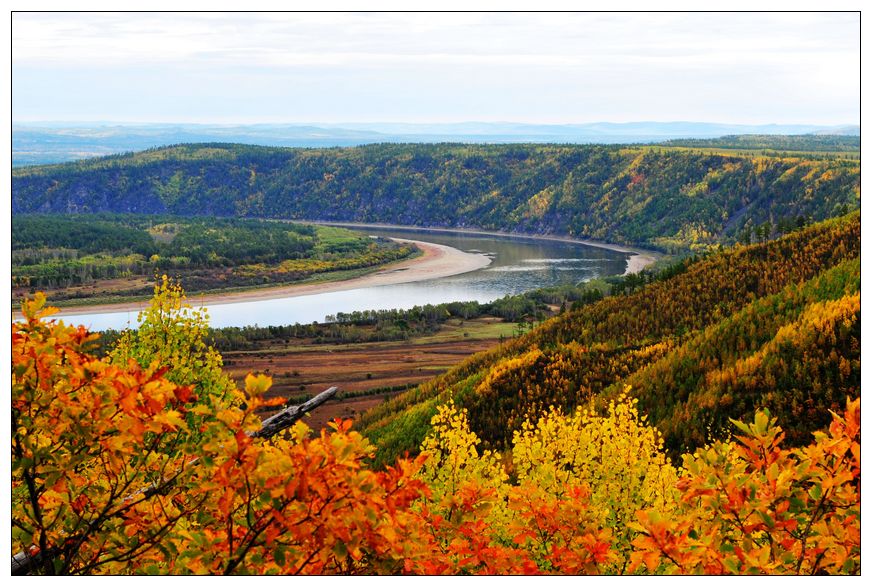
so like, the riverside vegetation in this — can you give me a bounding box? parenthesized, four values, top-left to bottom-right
(11, 214, 415, 305)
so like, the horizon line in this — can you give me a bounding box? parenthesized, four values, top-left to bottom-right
(12, 119, 861, 128)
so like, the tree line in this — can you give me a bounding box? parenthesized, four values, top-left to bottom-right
(12, 214, 413, 301)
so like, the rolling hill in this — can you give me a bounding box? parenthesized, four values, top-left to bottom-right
(12, 142, 859, 253)
(356, 213, 860, 465)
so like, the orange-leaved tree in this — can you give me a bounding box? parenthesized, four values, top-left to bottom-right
(12, 292, 214, 574)
(12, 292, 433, 574)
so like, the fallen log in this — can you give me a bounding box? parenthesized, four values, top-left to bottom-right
(254, 386, 338, 439)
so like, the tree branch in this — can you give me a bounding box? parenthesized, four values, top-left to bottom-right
(253, 387, 338, 439)
(12, 386, 339, 575)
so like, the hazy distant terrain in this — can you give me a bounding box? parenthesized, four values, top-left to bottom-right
(12, 121, 860, 166)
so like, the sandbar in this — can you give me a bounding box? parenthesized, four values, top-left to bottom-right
(623, 253, 658, 275)
(41, 238, 492, 319)
(313, 221, 660, 276)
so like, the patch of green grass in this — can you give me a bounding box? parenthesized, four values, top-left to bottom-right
(412, 320, 518, 344)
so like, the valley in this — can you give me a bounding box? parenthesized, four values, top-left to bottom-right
(35, 224, 634, 330)
(11, 145, 862, 576)
(11, 10, 861, 576)
(221, 317, 518, 431)
(10, 136, 862, 578)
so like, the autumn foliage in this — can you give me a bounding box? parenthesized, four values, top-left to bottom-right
(359, 212, 860, 462)
(629, 401, 860, 574)
(12, 287, 429, 575)
(12, 286, 860, 575)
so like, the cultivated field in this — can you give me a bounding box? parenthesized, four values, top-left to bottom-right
(222, 317, 517, 430)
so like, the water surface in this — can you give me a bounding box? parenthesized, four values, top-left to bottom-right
(65, 227, 629, 331)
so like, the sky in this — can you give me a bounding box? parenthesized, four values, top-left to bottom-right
(11, 11, 860, 125)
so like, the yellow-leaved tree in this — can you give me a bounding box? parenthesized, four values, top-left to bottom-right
(110, 275, 238, 410)
(511, 390, 680, 571)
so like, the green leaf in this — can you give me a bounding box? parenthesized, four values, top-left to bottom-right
(273, 547, 286, 567)
(843, 557, 855, 573)
(730, 419, 752, 436)
(754, 411, 769, 433)
(723, 557, 741, 573)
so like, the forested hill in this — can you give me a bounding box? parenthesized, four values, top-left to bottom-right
(660, 134, 860, 153)
(12, 143, 859, 252)
(357, 212, 860, 466)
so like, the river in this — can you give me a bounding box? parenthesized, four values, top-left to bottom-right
(58, 227, 632, 331)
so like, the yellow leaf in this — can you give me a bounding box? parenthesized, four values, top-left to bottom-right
(244, 373, 273, 397)
(153, 410, 188, 431)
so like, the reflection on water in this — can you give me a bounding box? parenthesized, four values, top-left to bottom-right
(64, 228, 629, 331)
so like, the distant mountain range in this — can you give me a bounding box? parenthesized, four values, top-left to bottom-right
(12, 121, 860, 166)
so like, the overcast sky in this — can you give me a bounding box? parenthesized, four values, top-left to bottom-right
(11, 12, 860, 125)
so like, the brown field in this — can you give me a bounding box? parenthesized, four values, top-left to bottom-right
(13, 275, 157, 307)
(221, 318, 517, 431)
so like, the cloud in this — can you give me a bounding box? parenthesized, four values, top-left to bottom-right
(11, 12, 859, 124)
(13, 13, 858, 67)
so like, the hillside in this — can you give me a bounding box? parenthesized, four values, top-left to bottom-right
(12, 143, 859, 253)
(356, 213, 860, 465)
(661, 134, 860, 153)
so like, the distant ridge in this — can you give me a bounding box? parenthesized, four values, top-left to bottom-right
(12, 121, 859, 166)
(11, 142, 859, 254)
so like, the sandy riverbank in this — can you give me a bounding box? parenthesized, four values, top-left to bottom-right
(313, 221, 660, 276)
(623, 253, 659, 275)
(41, 239, 492, 319)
